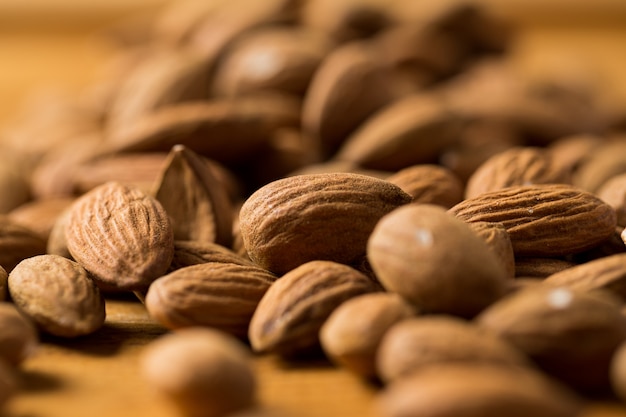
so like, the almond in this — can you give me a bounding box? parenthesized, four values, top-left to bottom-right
(0, 302, 38, 366)
(449, 184, 617, 257)
(0, 266, 6, 301)
(515, 257, 576, 279)
(466, 221, 515, 280)
(0, 215, 47, 272)
(169, 240, 254, 271)
(8, 197, 75, 242)
(597, 172, 626, 227)
(8, 255, 106, 337)
(248, 260, 379, 355)
(239, 173, 411, 275)
(65, 181, 174, 291)
(386, 164, 463, 208)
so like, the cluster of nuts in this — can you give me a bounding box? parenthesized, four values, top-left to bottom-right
(1, 0, 626, 416)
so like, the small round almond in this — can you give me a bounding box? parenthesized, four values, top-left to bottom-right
(477, 286, 626, 392)
(377, 363, 582, 417)
(320, 292, 415, 378)
(367, 204, 509, 317)
(65, 181, 174, 291)
(376, 316, 529, 383)
(0, 302, 38, 366)
(140, 327, 256, 417)
(8, 255, 106, 337)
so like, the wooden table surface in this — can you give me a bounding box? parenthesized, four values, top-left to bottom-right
(2, 1, 626, 416)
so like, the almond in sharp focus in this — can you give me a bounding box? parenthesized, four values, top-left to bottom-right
(377, 363, 582, 417)
(239, 173, 411, 275)
(145, 262, 276, 338)
(476, 286, 626, 392)
(0, 302, 38, 366)
(386, 164, 463, 208)
(376, 316, 529, 384)
(65, 181, 174, 291)
(248, 260, 379, 356)
(367, 204, 509, 317)
(153, 145, 233, 247)
(8, 255, 105, 337)
(449, 184, 617, 257)
(464, 146, 571, 199)
(0, 215, 47, 272)
(320, 292, 416, 378)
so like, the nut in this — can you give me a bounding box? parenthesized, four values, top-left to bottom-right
(0, 302, 38, 366)
(386, 164, 463, 208)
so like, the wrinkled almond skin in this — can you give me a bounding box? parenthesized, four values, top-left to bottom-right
(239, 173, 411, 275)
(368, 204, 509, 317)
(377, 363, 582, 417)
(65, 181, 174, 291)
(0, 302, 38, 366)
(476, 287, 626, 392)
(449, 184, 617, 257)
(320, 292, 416, 378)
(0, 216, 47, 272)
(386, 164, 463, 208)
(0, 266, 6, 301)
(542, 253, 626, 300)
(140, 327, 256, 417)
(515, 257, 577, 279)
(8, 255, 106, 337)
(169, 241, 254, 271)
(248, 260, 379, 356)
(145, 262, 276, 338)
(377, 316, 530, 384)
(464, 147, 571, 199)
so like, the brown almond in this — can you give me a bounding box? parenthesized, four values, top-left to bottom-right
(0, 302, 38, 366)
(320, 292, 416, 378)
(0, 215, 47, 272)
(145, 262, 276, 338)
(367, 204, 509, 317)
(386, 164, 463, 208)
(611, 341, 626, 402)
(65, 181, 174, 291)
(376, 316, 529, 384)
(515, 257, 577, 279)
(476, 286, 626, 392)
(466, 221, 515, 280)
(302, 41, 393, 155)
(8, 197, 75, 242)
(449, 184, 617, 257)
(0, 266, 6, 301)
(239, 173, 411, 275)
(153, 145, 233, 246)
(464, 147, 571, 199)
(0, 360, 17, 409)
(140, 327, 256, 417)
(542, 253, 626, 300)
(377, 363, 582, 417)
(334, 93, 461, 171)
(597, 172, 626, 227)
(248, 260, 379, 356)
(170, 240, 254, 271)
(0, 158, 31, 214)
(8, 255, 106, 337)
(572, 138, 626, 193)
(46, 206, 73, 259)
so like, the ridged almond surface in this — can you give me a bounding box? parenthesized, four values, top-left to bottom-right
(248, 260, 379, 355)
(515, 257, 576, 279)
(0, 302, 38, 366)
(239, 173, 411, 275)
(0, 215, 47, 272)
(65, 181, 174, 291)
(449, 184, 617, 257)
(145, 262, 276, 338)
(8, 255, 105, 337)
(169, 240, 254, 271)
(377, 363, 582, 417)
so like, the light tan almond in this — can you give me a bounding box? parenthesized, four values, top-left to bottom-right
(249, 260, 379, 355)
(320, 292, 416, 377)
(0, 302, 38, 366)
(153, 145, 233, 246)
(239, 173, 411, 275)
(65, 181, 174, 291)
(145, 262, 276, 338)
(8, 255, 105, 337)
(449, 184, 617, 257)
(368, 204, 509, 317)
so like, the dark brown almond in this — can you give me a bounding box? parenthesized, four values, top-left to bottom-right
(8, 255, 106, 337)
(368, 204, 509, 317)
(476, 286, 626, 392)
(376, 316, 529, 383)
(65, 181, 174, 291)
(248, 260, 379, 356)
(0, 215, 47, 272)
(145, 262, 276, 338)
(320, 292, 416, 378)
(239, 173, 411, 275)
(449, 184, 617, 257)
(386, 164, 463, 208)
(153, 145, 233, 246)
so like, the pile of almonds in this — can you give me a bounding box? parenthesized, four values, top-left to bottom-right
(1, 0, 626, 416)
